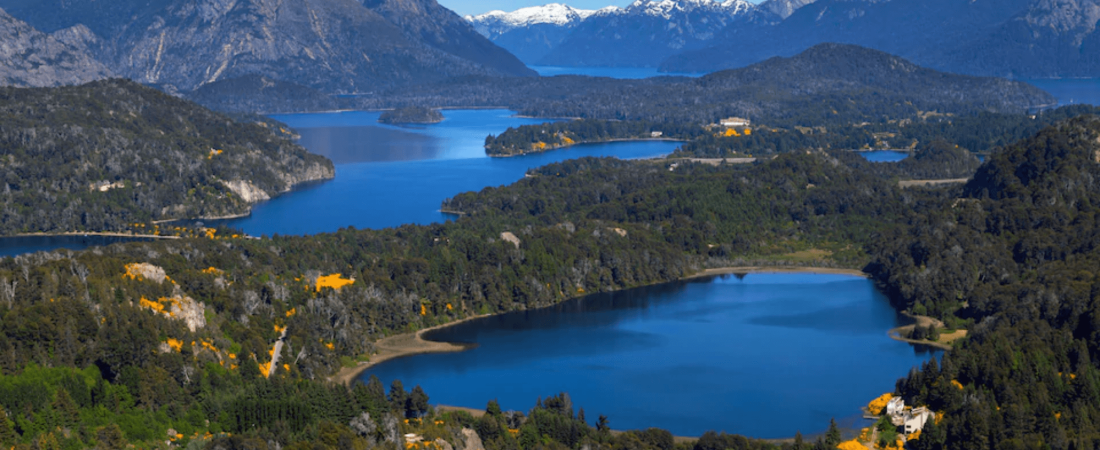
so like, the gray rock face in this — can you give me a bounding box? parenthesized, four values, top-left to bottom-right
(0, 0, 533, 93)
(758, 0, 817, 19)
(458, 428, 484, 450)
(0, 8, 112, 87)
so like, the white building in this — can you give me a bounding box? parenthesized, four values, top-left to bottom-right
(904, 407, 933, 434)
(886, 397, 905, 417)
(720, 117, 751, 127)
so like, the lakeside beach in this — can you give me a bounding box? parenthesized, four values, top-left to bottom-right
(332, 315, 488, 385)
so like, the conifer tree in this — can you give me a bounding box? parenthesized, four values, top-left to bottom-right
(0, 408, 16, 447)
(825, 418, 842, 447)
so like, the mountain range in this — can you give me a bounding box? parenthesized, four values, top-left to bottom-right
(0, 0, 534, 93)
(468, 0, 1100, 78)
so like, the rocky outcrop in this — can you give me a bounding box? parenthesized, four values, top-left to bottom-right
(459, 428, 484, 450)
(221, 180, 271, 203)
(0, 8, 112, 87)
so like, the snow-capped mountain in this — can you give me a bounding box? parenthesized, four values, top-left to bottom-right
(465, 3, 607, 37)
(626, 0, 753, 20)
(537, 0, 758, 67)
(465, 3, 622, 63)
(466, 0, 802, 67)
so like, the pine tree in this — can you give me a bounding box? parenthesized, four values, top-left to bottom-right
(0, 408, 17, 447)
(388, 380, 406, 412)
(52, 389, 80, 427)
(406, 385, 429, 419)
(96, 424, 127, 450)
(825, 418, 842, 447)
(36, 432, 60, 450)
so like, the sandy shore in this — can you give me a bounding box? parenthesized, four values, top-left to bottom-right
(887, 312, 966, 350)
(331, 315, 490, 386)
(684, 266, 868, 280)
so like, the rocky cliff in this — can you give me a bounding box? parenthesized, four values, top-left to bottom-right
(0, 8, 112, 87)
(0, 0, 534, 93)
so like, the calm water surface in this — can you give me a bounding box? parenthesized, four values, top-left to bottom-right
(529, 66, 703, 79)
(859, 150, 910, 162)
(0, 235, 156, 258)
(363, 273, 934, 438)
(223, 110, 680, 236)
(1025, 79, 1100, 106)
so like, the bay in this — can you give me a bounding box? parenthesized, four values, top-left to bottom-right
(0, 235, 157, 258)
(1025, 78, 1100, 106)
(362, 273, 934, 438)
(221, 110, 681, 236)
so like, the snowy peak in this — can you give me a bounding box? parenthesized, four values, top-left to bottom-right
(624, 0, 754, 19)
(465, 3, 600, 36)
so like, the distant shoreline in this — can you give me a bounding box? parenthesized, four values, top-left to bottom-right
(3, 231, 179, 240)
(488, 137, 683, 158)
(683, 266, 868, 279)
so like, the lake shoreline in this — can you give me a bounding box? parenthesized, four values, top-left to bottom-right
(488, 137, 683, 158)
(684, 266, 868, 279)
(332, 315, 490, 386)
(335, 265, 868, 386)
(3, 231, 180, 240)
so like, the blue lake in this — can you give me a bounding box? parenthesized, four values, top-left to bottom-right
(859, 150, 910, 163)
(222, 110, 681, 236)
(1025, 78, 1100, 106)
(364, 273, 933, 438)
(0, 235, 157, 258)
(529, 65, 703, 79)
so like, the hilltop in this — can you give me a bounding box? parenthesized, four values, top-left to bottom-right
(0, 79, 333, 234)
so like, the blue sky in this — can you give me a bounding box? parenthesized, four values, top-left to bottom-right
(442, 0, 760, 17)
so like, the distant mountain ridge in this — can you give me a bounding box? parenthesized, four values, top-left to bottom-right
(470, 0, 1100, 78)
(464, 3, 610, 62)
(0, 0, 534, 93)
(466, 0, 805, 67)
(664, 0, 1100, 77)
(534, 0, 757, 67)
(0, 8, 112, 87)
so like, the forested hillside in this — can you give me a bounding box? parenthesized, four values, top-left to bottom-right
(0, 138, 934, 448)
(196, 44, 1054, 123)
(868, 116, 1100, 448)
(0, 79, 333, 234)
(3, 112, 1100, 449)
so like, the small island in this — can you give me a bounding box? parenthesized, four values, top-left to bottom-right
(378, 106, 444, 124)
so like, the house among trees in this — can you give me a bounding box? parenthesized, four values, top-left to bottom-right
(720, 117, 751, 127)
(887, 398, 933, 434)
(886, 397, 905, 417)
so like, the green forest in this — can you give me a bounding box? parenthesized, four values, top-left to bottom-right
(3, 76, 1100, 449)
(0, 79, 333, 234)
